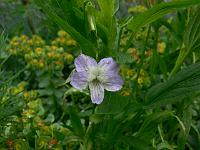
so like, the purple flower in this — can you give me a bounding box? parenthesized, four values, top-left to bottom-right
(70, 54, 124, 104)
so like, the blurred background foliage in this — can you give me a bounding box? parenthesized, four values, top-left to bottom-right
(0, 0, 200, 149)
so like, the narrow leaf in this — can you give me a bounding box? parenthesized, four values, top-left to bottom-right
(145, 63, 200, 108)
(127, 0, 200, 34)
(35, 0, 96, 56)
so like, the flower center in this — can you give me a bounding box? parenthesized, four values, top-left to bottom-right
(88, 66, 104, 82)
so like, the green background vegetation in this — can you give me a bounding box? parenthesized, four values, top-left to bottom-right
(0, 0, 200, 149)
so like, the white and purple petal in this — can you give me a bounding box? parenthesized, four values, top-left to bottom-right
(89, 81, 104, 104)
(75, 54, 97, 72)
(70, 71, 88, 89)
(103, 71, 123, 91)
(98, 57, 118, 72)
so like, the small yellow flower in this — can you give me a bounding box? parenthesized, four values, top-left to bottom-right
(137, 77, 144, 85)
(13, 88, 20, 95)
(145, 49, 152, 57)
(47, 52, 54, 58)
(59, 37, 66, 44)
(157, 42, 166, 54)
(20, 35, 28, 41)
(54, 53, 61, 59)
(38, 59, 45, 68)
(18, 82, 26, 91)
(10, 49, 17, 55)
(127, 48, 140, 61)
(58, 30, 68, 37)
(12, 41, 19, 46)
(31, 59, 38, 66)
(139, 69, 145, 76)
(37, 121, 45, 127)
(35, 47, 43, 55)
(14, 143, 21, 150)
(127, 69, 134, 77)
(22, 109, 35, 118)
(121, 89, 131, 96)
(28, 90, 38, 99)
(64, 53, 74, 63)
(66, 39, 77, 46)
(23, 92, 29, 100)
(41, 125, 51, 133)
(55, 61, 62, 65)
(27, 39, 33, 45)
(51, 46, 58, 51)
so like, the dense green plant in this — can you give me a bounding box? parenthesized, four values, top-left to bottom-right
(0, 0, 200, 149)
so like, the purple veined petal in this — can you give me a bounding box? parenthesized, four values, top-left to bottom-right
(89, 81, 104, 104)
(75, 54, 97, 72)
(98, 57, 119, 72)
(70, 71, 88, 90)
(103, 71, 124, 91)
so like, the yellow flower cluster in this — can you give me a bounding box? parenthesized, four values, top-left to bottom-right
(121, 88, 132, 96)
(137, 69, 151, 87)
(120, 67, 136, 96)
(7, 31, 75, 70)
(8, 35, 45, 55)
(23, 90, 38, 102)
(24, 45, 73, 70)
(120, 67, 151, 96)
(22, 98, 42, 119)
(135, 29, 148, 40)
(51, 30, 77, 47)
(8, 82, 27, 95)
(127, 48, 140, 63)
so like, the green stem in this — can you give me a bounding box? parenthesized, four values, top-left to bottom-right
(135, 25, 151, 93)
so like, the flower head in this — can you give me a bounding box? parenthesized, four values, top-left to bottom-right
(70, 54, 123, 104)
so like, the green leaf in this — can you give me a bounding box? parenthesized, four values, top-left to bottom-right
(157, 142, 176, 150)
(95, 92, 133, 114)
(0, 96, 24, 121)
(136, 111, 173, 140)
(127, 0, 200, 34)
(96, 0, 119, 52)
(97, 0, 119, 19)
(35, 0, 96, 56)
(44, 113, 55, 123)
(145, 63, 200, 108)
(14, 139, 29, 149)
(171, 8, 200, 74)
(177, 106, 192, 150)
(122, 136, 154, 150)
(114, 51, 134, 64)
(68, 106, 85, 137)
(38, 76, 50, 88)
(38, 89, 53, 96)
